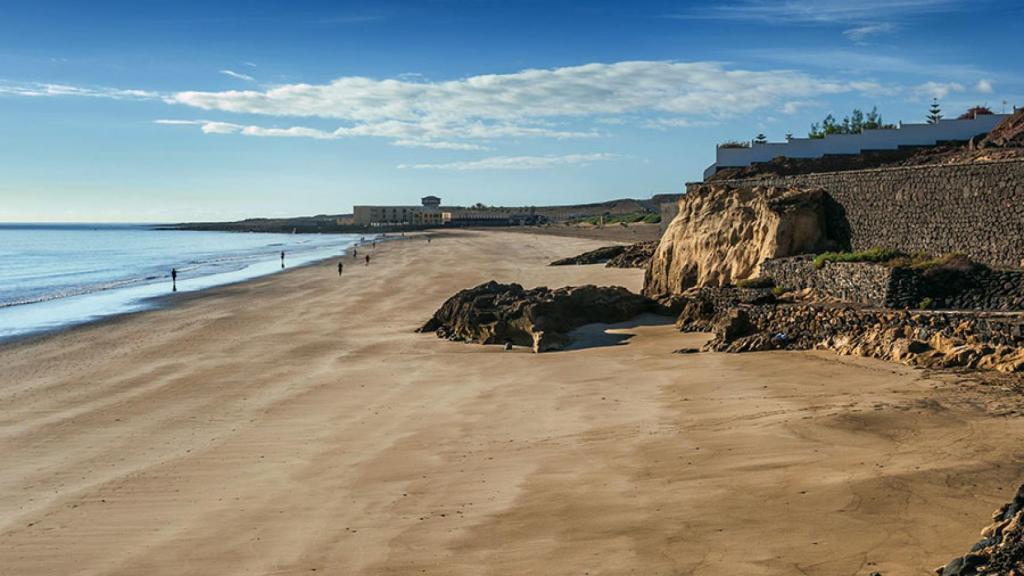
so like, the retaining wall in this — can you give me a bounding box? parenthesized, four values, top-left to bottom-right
(687, 159, 1024, 267)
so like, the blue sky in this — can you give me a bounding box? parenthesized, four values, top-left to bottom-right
(0, 0, 1021, 222)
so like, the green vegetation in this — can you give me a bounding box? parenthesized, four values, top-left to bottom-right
(754, 133, 767, 144)
(718, 140, 750, 149)
(808, 106, 893, 139)
(812, 247, 905, 269)
(736, 277, 775, 289)
(578, 211, 659, 226)
(918, 297, 935, 310)
(772, 286, 788, 297)
(812, 249, 979, 275)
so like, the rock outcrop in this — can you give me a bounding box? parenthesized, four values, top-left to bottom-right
(644, 185, 830, 297)
(549, 241, 656, 269)
(938, 484, 1024, 575)
(606, 241, 657, 269)
(550, 245, 626, 266)
(674, 288, 1024, 373)
(419, 281, 659, 352)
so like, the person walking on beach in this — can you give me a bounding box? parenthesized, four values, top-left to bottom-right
(365, 254, 371, 266)
(280, 251, 285, 268)
(353, 248, 358, 259)
(338, 261, 344, 276)
(171, 268, 178, 292)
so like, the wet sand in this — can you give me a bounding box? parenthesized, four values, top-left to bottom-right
(1, 230, 1022, 575)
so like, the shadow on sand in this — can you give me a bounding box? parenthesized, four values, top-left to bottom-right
(561, 312, 675, 351)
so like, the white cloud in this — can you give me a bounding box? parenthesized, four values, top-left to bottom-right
(0, 81, 158, 100)
(397, 153, 617, 171)
(914, 81, 966, 100)
(165, 60, 878, 146)
(842, 22, 896, 41)
(154, 118, 493, 150)
(392, 140, 491, 151)
(643, 117, 720, 130)
(976, 79, 994, 93)
(780, 99, 822, 114)
(220, 69, 256, 82)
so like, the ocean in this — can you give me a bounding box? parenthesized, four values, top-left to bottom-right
(0, 224, 363, 341)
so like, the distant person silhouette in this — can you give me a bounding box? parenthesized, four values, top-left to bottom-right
(372, 241, 377, 249)
(365, 254, 371, 266)
(280, 251, 285, 268)
(338, 261, 344, 276)
(171, 268, 178, 292)
(427, 235, 431, 244)
(353, 248, 358, 259)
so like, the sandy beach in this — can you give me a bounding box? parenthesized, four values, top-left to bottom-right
(3, 229, 1024, 575)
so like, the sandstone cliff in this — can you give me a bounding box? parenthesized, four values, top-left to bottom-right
(643, 185, 829, 297)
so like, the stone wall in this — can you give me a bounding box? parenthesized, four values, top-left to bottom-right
(759, 257, 1024, 311)
(759, 257, 904, 307)
(686, 159, 1024, 267)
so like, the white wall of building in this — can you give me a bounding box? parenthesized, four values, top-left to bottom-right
(704, 114, 1009, 180)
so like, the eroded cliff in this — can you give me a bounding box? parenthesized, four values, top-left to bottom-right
(643, 185, 830, 297)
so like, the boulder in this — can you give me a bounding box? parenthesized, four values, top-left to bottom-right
(419, 281, 659, 353)
(644, 185, 831, 297)
(937, 484, 1024, 575)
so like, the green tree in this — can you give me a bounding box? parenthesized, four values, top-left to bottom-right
(754, 133, 767, 144)
(927, 98, 943, 124)
(809, 107, 892, 138)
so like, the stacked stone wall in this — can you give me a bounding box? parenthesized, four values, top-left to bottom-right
(686, 159, 1024, 267)
(759, 257, 1024, 311)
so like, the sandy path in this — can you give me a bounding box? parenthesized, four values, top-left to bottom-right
(1, 230, 1022, 575)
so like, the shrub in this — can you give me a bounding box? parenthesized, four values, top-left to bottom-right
(812, 247, 906, 269)
(911, 252, 974, 272)
(736, 277, 775, 289)
(719, 140, 750, 149)
(642, 213, 662, 224)
(918, 297, 935, 310)
(772, 286, 788, 296)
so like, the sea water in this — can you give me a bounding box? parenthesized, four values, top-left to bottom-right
(0, 224, 363, 341)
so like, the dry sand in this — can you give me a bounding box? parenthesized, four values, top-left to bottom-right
(2, 230, 1023, 575)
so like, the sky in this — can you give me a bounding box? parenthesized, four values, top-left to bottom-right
(0, 0, 1021, 222)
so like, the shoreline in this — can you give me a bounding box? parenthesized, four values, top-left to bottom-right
(0, 233, 386, 348)
(1, 229, 1020, 575)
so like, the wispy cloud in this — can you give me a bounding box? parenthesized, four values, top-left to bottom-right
(976, 79, 994, 93)
(740, 48, 994, 85)
(666, 0, 969, 23)
(0, 81, 158, 100)
(397, 153, 617, 171)
(843, 22, 897, 41)
(154, 119, 492, 150)
(220, 69, 255, 82)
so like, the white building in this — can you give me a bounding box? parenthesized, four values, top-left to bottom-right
(704, 113, 1010, 180)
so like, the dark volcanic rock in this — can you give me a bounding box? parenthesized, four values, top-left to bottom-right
(938, 484, 1024, 575)
(419, 281, 659, 352)
(549, 245, 627, 266)
(606, 241, 657, 269)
